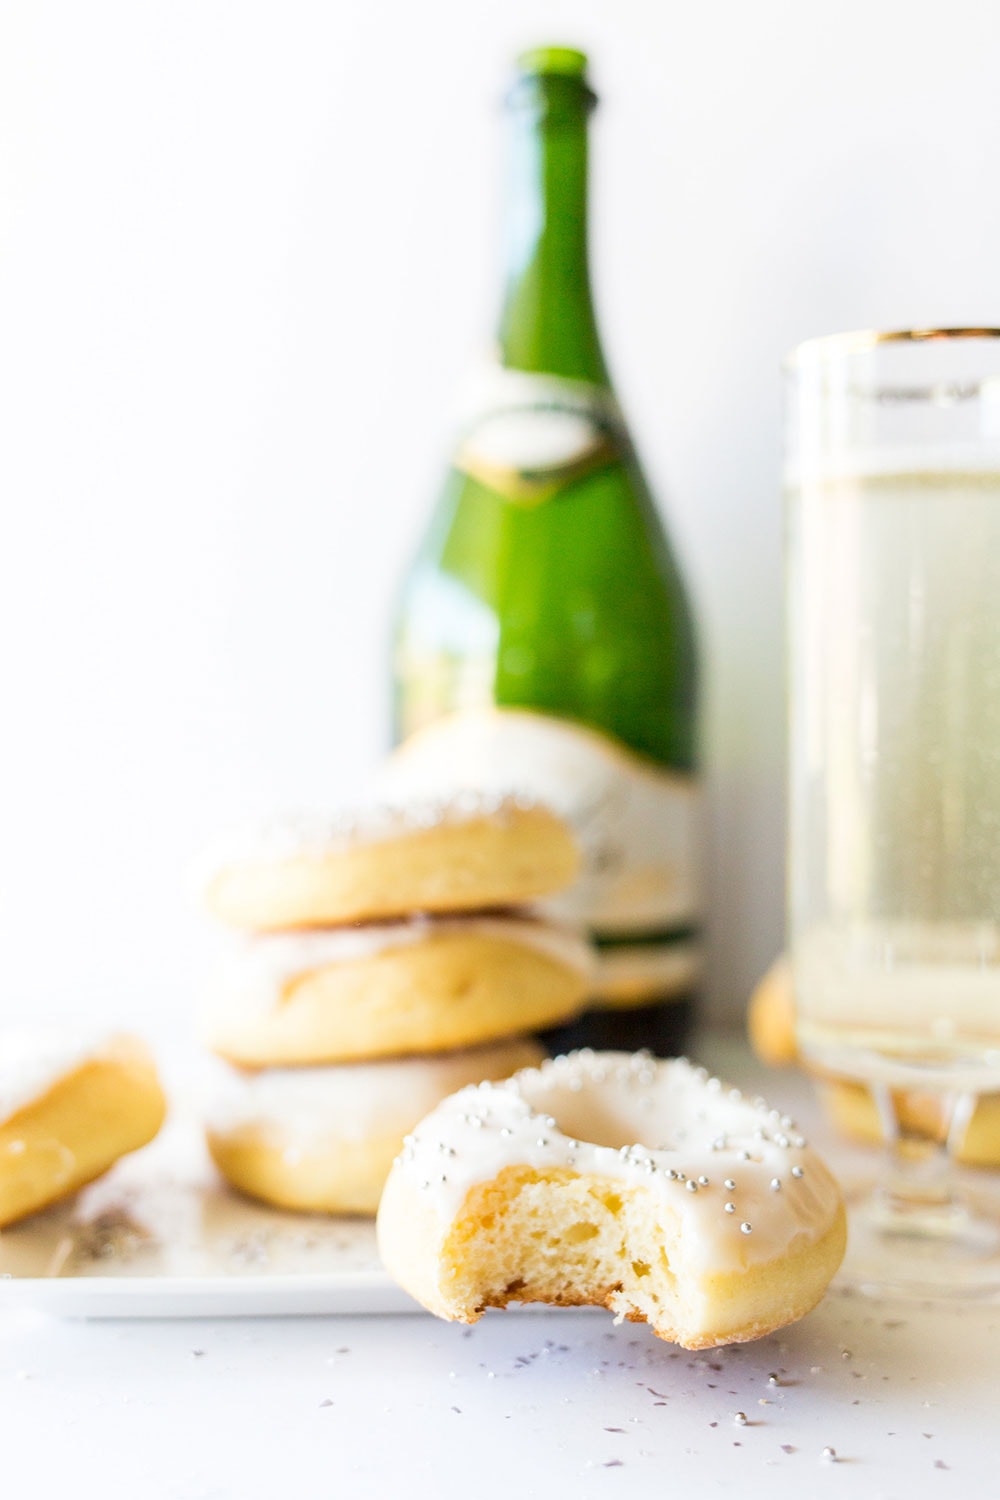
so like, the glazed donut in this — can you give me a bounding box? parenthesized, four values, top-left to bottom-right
(377, 1050, 846, 1350)
(0, 1031, 166, 1228)
(205, 1038, 544, 1215)
(748, 956, 1000, 1167)
(200, 915, 592, 1067)
(196, 794, 580, 932)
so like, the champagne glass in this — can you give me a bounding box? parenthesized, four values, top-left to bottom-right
(785, 328, 1000, 1298)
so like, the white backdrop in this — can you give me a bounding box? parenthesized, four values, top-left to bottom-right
(2, 0, 999, 1035)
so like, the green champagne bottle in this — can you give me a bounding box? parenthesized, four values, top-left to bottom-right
(387, 47, 701, 1056)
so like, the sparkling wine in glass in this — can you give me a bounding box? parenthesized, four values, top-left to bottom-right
(786, 327, 1000, 1298)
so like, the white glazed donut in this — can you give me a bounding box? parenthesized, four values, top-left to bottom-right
(377, 1050, 846, 1349)
(0, 1030, 166, 1228)
(199, 915, 592, 1067)
(204, 1037, 545, 1215)
(194, 793, 580, 932)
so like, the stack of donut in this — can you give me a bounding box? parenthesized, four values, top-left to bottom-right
(197, 793, 594, 1214)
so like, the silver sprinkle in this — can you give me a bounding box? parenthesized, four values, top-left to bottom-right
(724, 1178, 736, 1191)
(724, 1202, 736, 1214)
(821, 1447, 838, 1462)
(740, 1221, 753, 1235)
(770, 1177, 782, 1192)
(733, 1411, 748, 1426)
(792, 1165, 804, 1178)
(500, 1127, 512, 1138)
(536, 1137, 549, 1148)
(665, 1168, 678, 1180)
(768, 1373, 782, 1387)
(686, 1180, 699, 1193)
(698, 1174, 709, 1186)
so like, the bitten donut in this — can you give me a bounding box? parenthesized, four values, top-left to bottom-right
(205, 1038, 544, 1215)
(200, 915, 592, 1067)
(196, 794, 580, 932)
(377, 1051, 846, 1350)
(748, 956, 1000, 1167)
(0, 1031, 166, 1228)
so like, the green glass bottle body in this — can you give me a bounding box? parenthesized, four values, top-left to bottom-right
(390, 51, 701, 1056)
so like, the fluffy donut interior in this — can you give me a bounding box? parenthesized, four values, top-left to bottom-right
(436, 1165, 846, 1350)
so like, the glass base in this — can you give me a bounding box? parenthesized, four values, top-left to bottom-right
(838, 1170, 1000, 1301)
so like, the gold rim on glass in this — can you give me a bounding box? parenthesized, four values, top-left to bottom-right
(785, 327, 1000, 369)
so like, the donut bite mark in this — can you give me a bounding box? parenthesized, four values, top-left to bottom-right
(377, 1051, 846, 1350)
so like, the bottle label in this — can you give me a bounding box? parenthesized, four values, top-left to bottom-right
(453, 365, 626, 506)
(376, 707, 703, 1006)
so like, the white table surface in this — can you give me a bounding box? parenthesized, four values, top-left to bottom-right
(2, 1039, 997, 1499)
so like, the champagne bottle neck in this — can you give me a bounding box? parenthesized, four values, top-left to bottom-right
(497, 73, 608, 385)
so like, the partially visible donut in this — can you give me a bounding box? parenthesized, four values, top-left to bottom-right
(199, 915, 592, 1067)
(748, 956, 1000, 1166)
(377, 1050, 846, 1350)
(204, 1038, 544, 1215)
(0, 1031, 166, 1228)
(195, 795, 580, 932)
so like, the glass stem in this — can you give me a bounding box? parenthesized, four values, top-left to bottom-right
(870, 1083, 968, 1228)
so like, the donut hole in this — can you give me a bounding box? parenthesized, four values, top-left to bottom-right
(540, 1099, 659, 1153)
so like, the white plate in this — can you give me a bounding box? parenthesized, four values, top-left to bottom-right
(0, 1108, 420, 1318)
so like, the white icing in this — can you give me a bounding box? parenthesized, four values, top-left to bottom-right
(0, 1030, 112, 1127)
(192, 791, 545, 892)
(204, 915, 594, 1025)
(203, 1040, 542, 1146)
(394, 1051, 842, 1274)
(374, 708, 702, 930)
